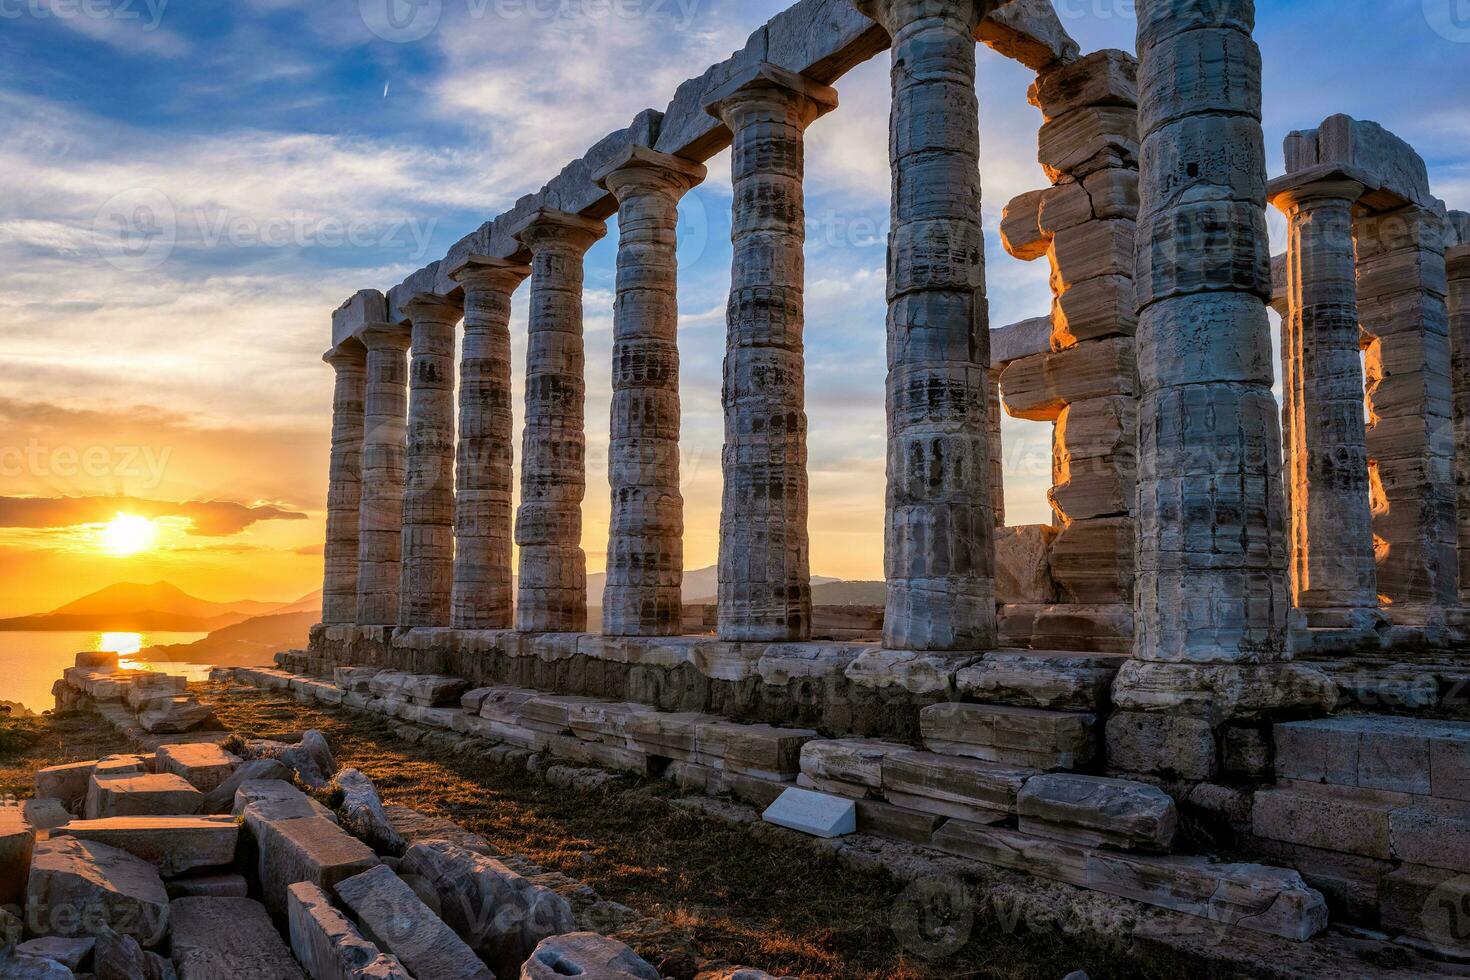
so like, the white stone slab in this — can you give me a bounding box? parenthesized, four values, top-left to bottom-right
(761, 788, 856, 839)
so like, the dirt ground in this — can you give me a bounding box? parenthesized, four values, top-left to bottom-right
(199, 684, 1147, 980)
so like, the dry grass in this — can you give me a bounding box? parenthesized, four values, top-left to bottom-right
(204, 684, 1143, 980)
(0, 710, 132, 799)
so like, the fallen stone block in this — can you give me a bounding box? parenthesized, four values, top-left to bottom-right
(336, 864, 493, 980)
(1, 805, 36, 906)
(235, 778, 334, 824)
(761, 788, 856, 839)
(401, 839, 577, 977)
(335, 769, 404, 855)
(84, 774, 202, 821)
(921, 703, 1098, 771)
(956, 652, 1120, 712)
(932, 821, 1328, 941)
(252, 815, 378, 919)
(169, 897, 304, 979)
(137, 696, 212, 735)
(26, 837, 169, 947)
(201, 758, 291, 814)
(23, 798, 72, 833)
(880, 750, 1031, 820)
(124, 674, 188, 710)
(14, 937, 92, 972)
(165, 873, 249, 900)
(156, 743, 239, 793)
(288, 881, 411, 980)
(34, 761, 99, 812)
(1017, 774, 1178, 852)
(521, 933, 660, 980)
(383, 804, 493, 856)
(280, 730, 338, 789)
(56, 817, 238, 876)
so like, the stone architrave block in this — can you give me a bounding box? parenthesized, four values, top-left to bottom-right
(335, 865, 494, 980)
(169, 896, 306, 979)
(56, 817, 238, 876)
(762, 788, 856, 839)
(522, 933, 661, 980)
(26, 837, 169, 947)
(84, 773, 203, 821)
(157, 743, 239, 793)
(1017, 773, 1179, 852)
(288, 880, 412, 980)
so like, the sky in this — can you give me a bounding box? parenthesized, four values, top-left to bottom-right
(1, 0, 1467, 616)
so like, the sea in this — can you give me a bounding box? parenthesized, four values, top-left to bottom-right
(0, 631, 213, 715)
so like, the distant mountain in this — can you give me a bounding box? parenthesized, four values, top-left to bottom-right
(145, 610, 318, 667)
(0, 582, 300, 633)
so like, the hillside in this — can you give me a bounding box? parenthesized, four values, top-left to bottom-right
(0, 582, 302, 633)
(144, 609, 318, 667)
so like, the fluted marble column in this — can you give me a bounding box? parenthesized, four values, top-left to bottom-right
(397, 294, 462, 628)
(511, 208, 607, 633)
(322, 340, 366, 625)
(705, 64, 836, 644)
(594, 146, 707, 636)
(355, 323, 411, 626)
(1450, 240, 1470, 605)
(1128, 0, 1289, 663)
(855, 0, 996, 652)
(1270, 174, 1380, 620)
(450, 258, 531, 630)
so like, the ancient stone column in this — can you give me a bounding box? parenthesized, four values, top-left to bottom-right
(511, 208, 607, 633)
(705, 64, 836, 644)
(593, 146, 708, 637)
(1358, 205, 1458, 612)
(1450, 233, 1470, 606)
(853, 0, 995, 652)
(1126, 0, 1290, 666)
(321, 340, 366, 625)
(1269, 173, 1380, 622)
(397, 294, 462, 628)
(355, 323, 412, 627)
(449, 257, 531, 631)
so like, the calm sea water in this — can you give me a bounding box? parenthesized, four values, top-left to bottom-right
(0, 631, 213, 715)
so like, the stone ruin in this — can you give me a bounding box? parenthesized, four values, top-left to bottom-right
(14, 0, 1470, 975)
(297, 0, 1470, 964)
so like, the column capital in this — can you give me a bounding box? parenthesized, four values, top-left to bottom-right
(592, 144, 707, 201)
(322, 338, 366, 370)
(449, 254, 532, 295)
(356, 321, 411, 352)
(1268, 165, 1369, 214)
(400, 292, 463, 323)
(851, 0, 991, 35)
(509, 207, 607, 254)
(702, 62, 838, 128)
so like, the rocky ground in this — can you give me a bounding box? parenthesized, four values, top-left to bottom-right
(196, 682, 1128, 979)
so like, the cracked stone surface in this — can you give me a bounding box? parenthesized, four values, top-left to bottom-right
(355, 323, 411, 627)
(322, 341, 366, 625)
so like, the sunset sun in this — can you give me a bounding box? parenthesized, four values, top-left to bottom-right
(100, 514, 158, 556)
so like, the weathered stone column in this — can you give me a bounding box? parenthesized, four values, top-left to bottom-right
(397, 294, 462, 628)
(449, 257, 531, 631)
(355, 323, 411, 626)
(593, 146, 707, 637)
(705, 64, 836, 644)
(854, 0, 995, 652)
(511, 208, 607, 633)
(1109, 1, 1334, 757)
(1269, 172, 1380, 623)
(322, 340, 366, 625)
(1450, 221, 1470, 606)
(1358, 205, 1458, 613)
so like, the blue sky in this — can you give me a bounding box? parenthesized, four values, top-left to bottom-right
(1, 0, 1467, 601)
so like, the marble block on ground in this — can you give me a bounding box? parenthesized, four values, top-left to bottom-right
(56, 816, 239, 876)
(169, 897, 305, 979)
(336, 864, 494, 980)
(761, 788, 856, 839)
